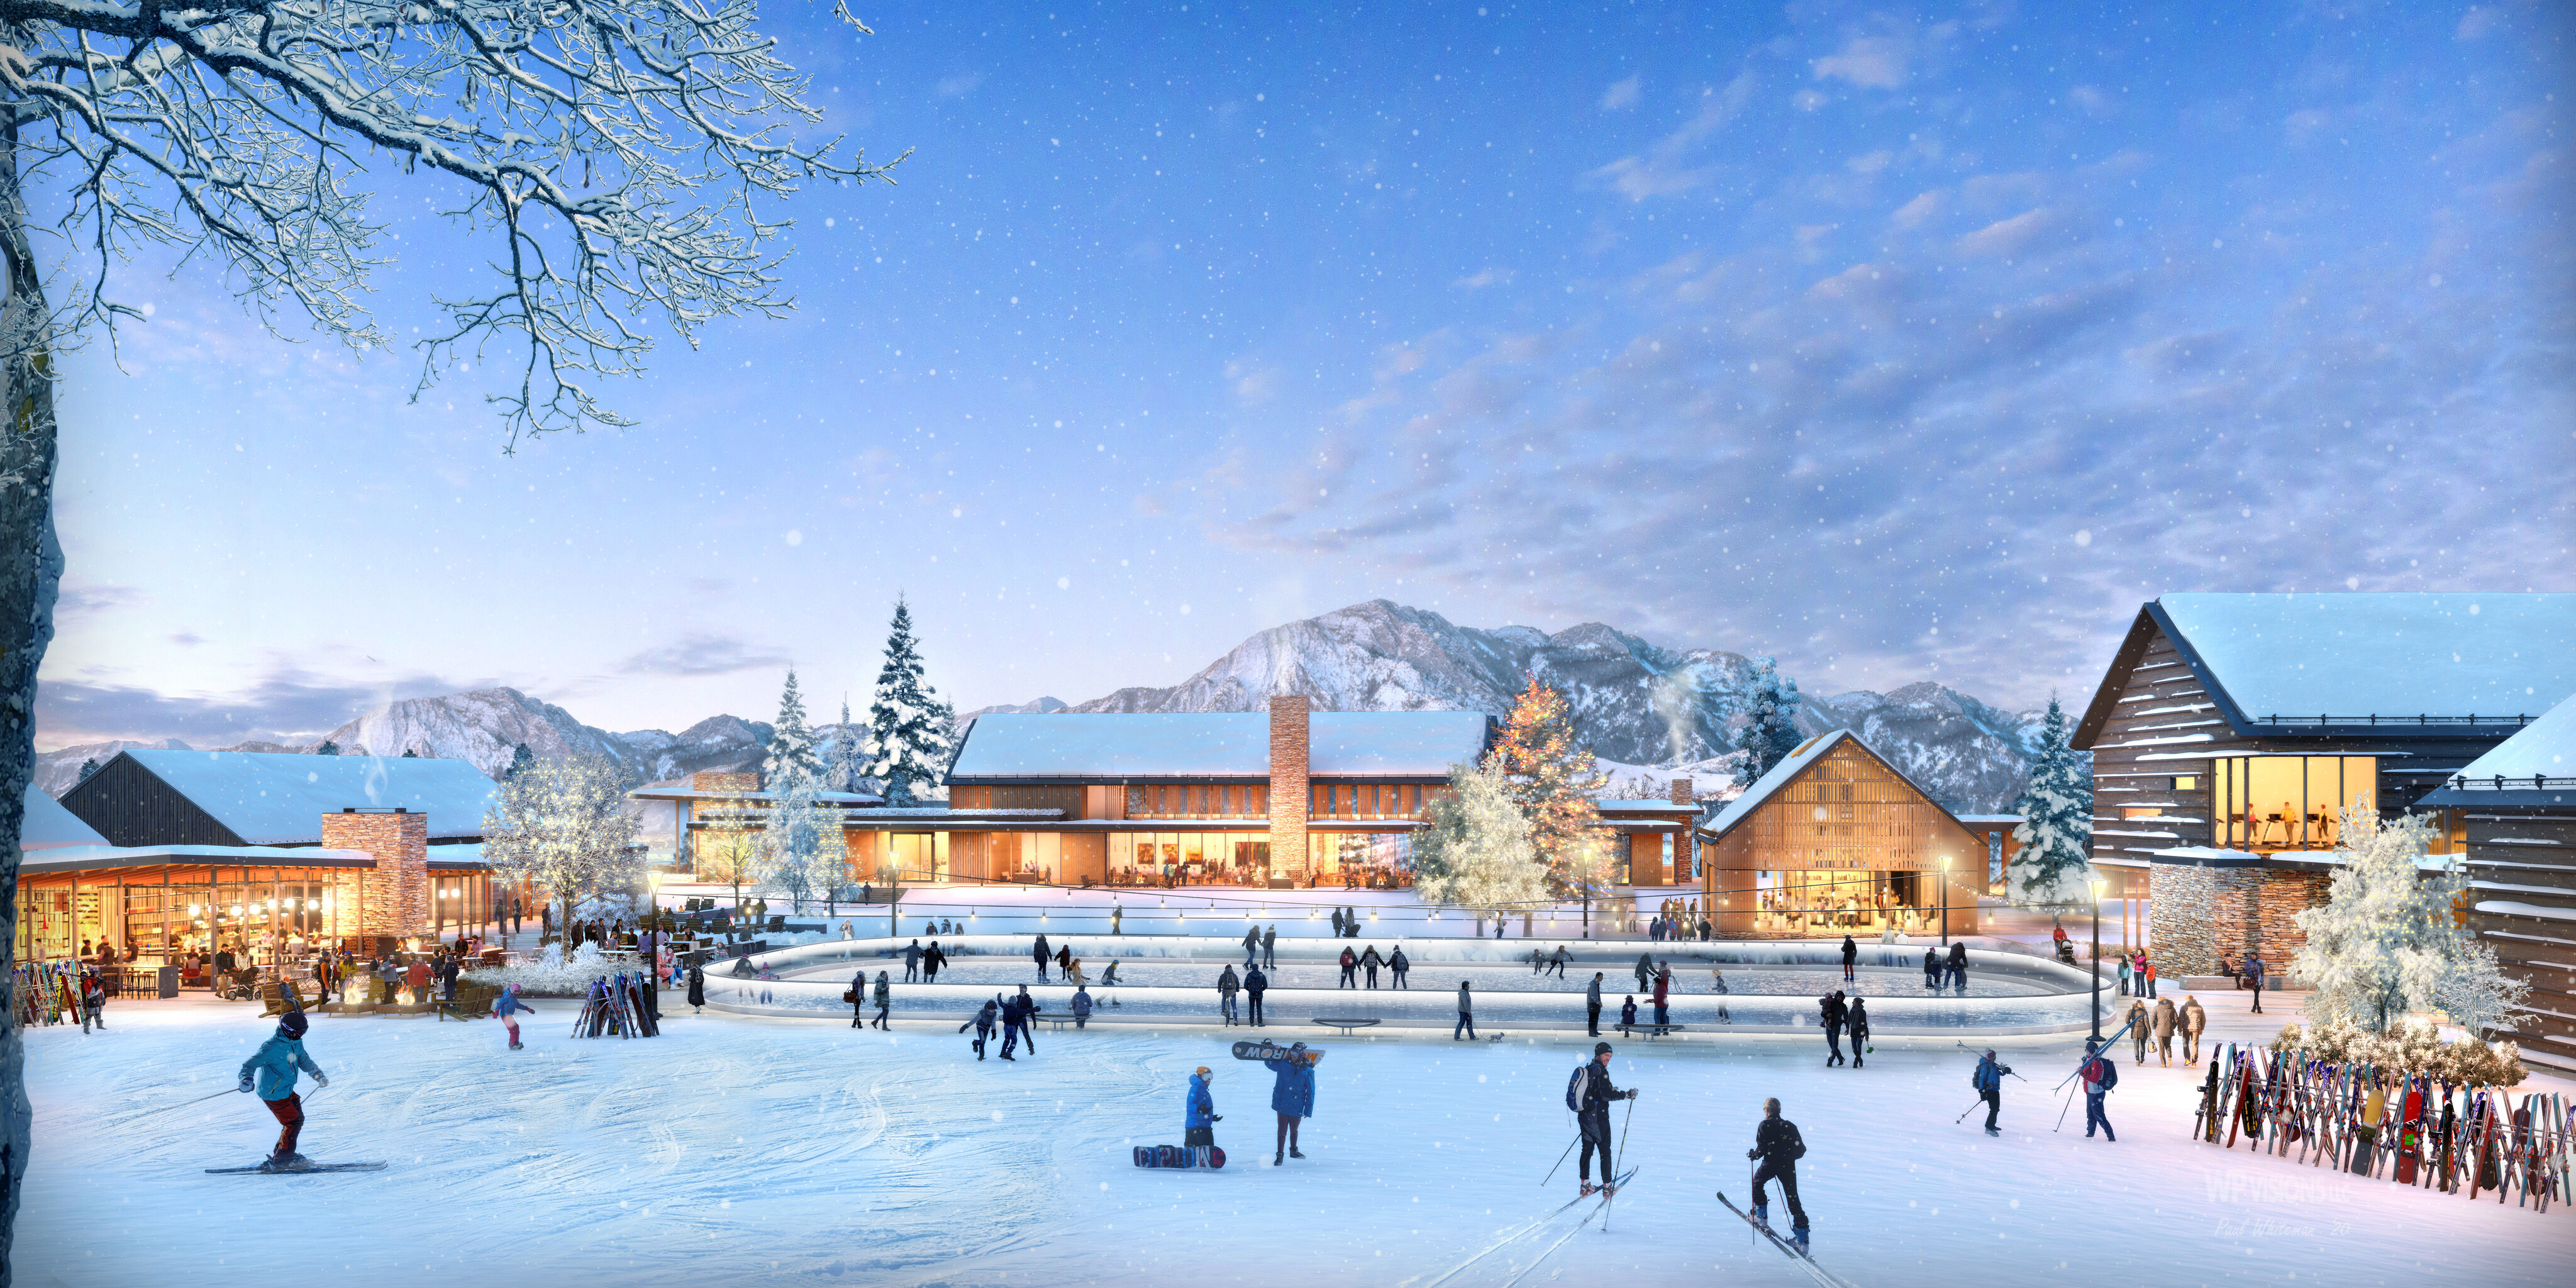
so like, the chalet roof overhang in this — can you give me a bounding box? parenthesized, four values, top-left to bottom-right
(18, 845, 379, 877)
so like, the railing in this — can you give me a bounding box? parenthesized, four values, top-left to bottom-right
(2444, 774, 2576, 792)
(2256, 714, 2534, 728)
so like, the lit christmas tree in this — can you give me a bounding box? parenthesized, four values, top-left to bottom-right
(1492, 674, 1611, 894)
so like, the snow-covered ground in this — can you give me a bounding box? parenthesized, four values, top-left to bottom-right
(16, 991, 2565, 1287)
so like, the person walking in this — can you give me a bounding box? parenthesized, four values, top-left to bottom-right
(236, 1008, 328, 1171)
(1453, 980, 1477, 1041)
(1389, 946, 1411, 989)
(2151, 996, 2178, 1067)
(1586, 972, 1605, 1036)
(1218, 964, 1241, 1026)
(848, 968, 869, 1028)
(1262, 924, 1277, 970)
(924, 940, 947, 984)
(1338, 946, 1358, 989)
(1847, 998, 1869, 1069)
(963, 997, 999, 1059)
(1709, 966, 1731, 1024)
(1820, 991, 1848, 1067)
(492, 982, 533, 1050)
(1360, 945, 1383, 989)
(1651, 962, 1672, 1027)
(1056, 943, 1072, 979)
(1746, 1096, 1811, 1251)
(2126, 999, 2151, 1064)
(2080, 1037, 2119, 1141)
(871, 971, 892, 1031)
(1185, 1066, 1221, 1150)
(1569, 1041, 1637, 1196)
(2180, 994, 2207, 1065)
(1033, 934, 1052, 982)
(1243, 926, 1260, 969)
(1244, 963, 1268, 1027)
(903, 938, 923, 984)
(1266, 1041, 1319, 1165)
(686, 962, 706, 1014)
(1946, 940, 1969, 992)
(2245, 953, 2267, 1014)
(1072, 985, 1094, 1030)
(1971, 1047, 2009, 1136)
(1839, 934, 1858, 983)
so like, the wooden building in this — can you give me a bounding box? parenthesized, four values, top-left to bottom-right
(2418, 693, 2576, 1073)
(1694, 731, 1987, 938)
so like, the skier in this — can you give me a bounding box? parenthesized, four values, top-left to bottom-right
(1033, 934, 1052, 982)
(1454, 980, 1476, 1041)
(2151, 996, 2177, 1067)
(1243, 963, 1268, 1027)
(1266, 1041, 1319, 1165)
(1218, 964, 1241, 1026)
(1360, 944, 1384, 989)
(1389, 946, 1411, 989)
(1839, 934, 1857, 983)
(1847, 998, 1869, 1069)
(686, 962, 706, 1014)
(1184, 1065, 1221, 1149)
(1746, 1096, 1811, 1251)
(79, 968, 105, 1033)
(236, 1008, 328, 1172)
(903, 938, 923, 983)
(1586, 972, 1605, 1036)
(2079, 1037, 2118, 1141)
(1819, 991, 1848, 1067)
(1971, 1048, 2009, 1136)
(1568, 1041, 1637, 1196)
(1072, 985, 1094, 1030)
(849, 968, 869, 1028)
(871, 971, 892, 1031)
(2180, 994, 2207, 1064)
(492, 982, 532, 1050)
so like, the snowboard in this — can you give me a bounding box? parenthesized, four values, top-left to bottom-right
(1230, 1040, 1323, 1063)
(205, 1161, 387, 1175)
(2394, 1078, 2424, 1185)
(1131, 1144, 1226, 1170)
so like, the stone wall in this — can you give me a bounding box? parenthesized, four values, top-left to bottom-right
(1267, 696, 1309, 882)
(321, 809, 428, 937)
(2150, 861, 2328, 975)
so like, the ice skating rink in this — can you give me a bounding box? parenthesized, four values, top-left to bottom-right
(15, 996, 2570, 1287)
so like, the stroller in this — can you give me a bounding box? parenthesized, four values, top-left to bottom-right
(2053, 940, 2079, 966)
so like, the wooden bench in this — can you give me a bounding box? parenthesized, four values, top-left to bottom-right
(1313, 1017, 1380, 1036)
(258, 979, 326, 1016)
(439, 982, 502, 1023)
(1614, 1022, 1686, 1041)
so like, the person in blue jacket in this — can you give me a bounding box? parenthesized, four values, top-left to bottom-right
(236, 1009, 328, 1170)
(1265, 1041, 1320, 1166)
(1184, 1066, 1221, 1148)
(492, 983, 533, 1050)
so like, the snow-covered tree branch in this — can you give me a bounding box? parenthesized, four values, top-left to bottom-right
(1412, 757, 1551, 932)
(2291, 807, 2531, 1038)
(480, 748, 642, 925)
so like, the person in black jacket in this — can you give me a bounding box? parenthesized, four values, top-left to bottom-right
(1819, 991, 1848, 1067)
(1839, 935, 1857, 983)
(961, 997, 999, 1058)
(923, 940, 946, 984)
(1946, 940, 1969, 991)
(686, 963, 706, 1014)
(1847, 998, 1869, 1069)
(1389, 947, 1410, 989)
(1244, 964, 1268, 1027)
(1570, 1041, 1638, 1195)
(1746, 1097, 1811, 1250)
(849, 968, 869, 1028)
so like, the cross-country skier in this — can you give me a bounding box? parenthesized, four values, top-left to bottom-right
(1243, 964, 1268, 1027)
(2080, 1037, 2118, 1141)
(1185, 1066, 1221, 1148)
(1266, 1041, 1318, 1165)
(492, 983, 532, 1050)
(1972, 1048, 2009, 1136)
(236, 1009, 328, 1172)
(1568, 1041, 1637, 1196)
(1746, 1096, 1810, 1251)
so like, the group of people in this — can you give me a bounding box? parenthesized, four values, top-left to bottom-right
(1646, 899, 1711, 941)
(1817, 990, 1870, 1067)
(1178, 1043, 1321, 1167)
(1334, 944, 1411, 988)
(961, 985, 1050, 1060)
(2115, 950, 2160, 997)
(1921, 941, 1970, 991)
(2216, 953, 2271, 1013)
(2119, 993, 2209, 1066)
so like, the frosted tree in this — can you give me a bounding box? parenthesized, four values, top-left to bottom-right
(751, 767, 834, 914)
(503, 744, 536, 781)
(480, 751, 642, 931)
(1493, 674, 1611, 894)
(1731, 657, 1804, 788)
(2292, 808, 2531, 1037)
(863, 597, 953, 806)
(315, 740, 341, 757)
(1412, 758, 1553, 935)
(763, 669, 822, 786)
(2008, 696, 2096, 906)
(74, 758, 96, 784)
(826, 698, 863, 794)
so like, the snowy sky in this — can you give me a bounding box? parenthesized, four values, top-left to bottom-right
(39, 2, 2576, 748)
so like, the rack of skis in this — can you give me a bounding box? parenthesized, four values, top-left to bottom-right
(9, 961, 85, 1028)
(2192, 1043, 2571, 1213)
(570, 972, 660, 1040)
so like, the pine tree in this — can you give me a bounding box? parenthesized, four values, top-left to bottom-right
(401, 747, 419, 758)
(1413, 757, 1552, 933)
(863, 597, 955, 806)
(753, 767, 834, 913)
(75, 757, 99, 783)
(2292, 809, 2531, 1036)
(1493, 674, 1611, 894)
(504, 743, 535, 780)
(763, 668, 822, 787)
(2008, 696, 2096, 906)
(1731, 656, 1804, 788)
(826, 697, 863, 794)
(315, 740, 340, 757)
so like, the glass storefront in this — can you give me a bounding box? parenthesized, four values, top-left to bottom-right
(2209, 756, 2375, 852)
(1108, 833, 1271, 887)
(1307, 832, 1415, 891)
(887, 833, 950, 883)
(1748, 869, 1943, 934)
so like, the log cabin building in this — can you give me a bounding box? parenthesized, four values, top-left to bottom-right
(2418, 693, 2576, 1072)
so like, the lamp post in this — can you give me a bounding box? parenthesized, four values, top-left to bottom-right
(2090, 877, 2107, 1041)
(1938, 857, 1950, 947)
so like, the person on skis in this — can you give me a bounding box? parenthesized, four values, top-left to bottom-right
(1972, 1048, 2009, 1136)
(1746, 1096, 1811, 1251)
(236, 1008, 328, 1171)
(2080, 1037, 2119, 1141)
(492, 983, 533, 1050)
(1568, 1041, 1638, 1196)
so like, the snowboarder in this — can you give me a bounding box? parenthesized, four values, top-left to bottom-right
(2180, 994, 2207, 1064)
(962, 997, 999, 1058)
(492, 983, 532, 1050)
(1839, 935, 1857, 982)
(1185, 1066, 1221, 1148)
(1569, 1041, 1637, 1196)
(2151, 996, 2178, 1067)
(871, 971, 892, 1031)
(1847, 998, 1869, 1069)
(686, 963, 706, 1014)
(1972, 1048, 2009, 1136)
(1746, 1096, 1810, 1251)
(1454, 980, 1476, 1041)
(1820, 991, 1848, 1067)
(1033, 934, 1052, 982)
(1266, 1041, 1319, 1165)
(1072, 985, 1094, 1030)
(903, 939, 923, 983)
(236, 1009, 328, 1171)
(1244, 964, 1268, 1027)
(1218, 964, 1241, 1026)
(2079, 1037, 2118, 1141)
(1586, 972, 1604, 1036)
(1389, 946, 1411, 989)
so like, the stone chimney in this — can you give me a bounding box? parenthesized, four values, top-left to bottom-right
(1268, 696, 1311, 883)
(323, 807, 429, 938)
(1670, 776, 1694, 808)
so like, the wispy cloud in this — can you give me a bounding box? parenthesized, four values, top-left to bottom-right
(37, 665, 474, 745)
(619, 634, 791, 678)
(1587, 74, 1757, 201)
(1601, 75, 1643, 111)
(1453, 267, 1518, 289)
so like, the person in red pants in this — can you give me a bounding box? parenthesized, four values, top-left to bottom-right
(236, 1009, 328, 1171)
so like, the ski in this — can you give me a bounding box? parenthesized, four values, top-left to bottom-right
(1409, 1167, 1631, 1288)
(1497, 1168, 1635, 1288)
(1715, 1189, 1855, 1288)
(204, 1161, 387, 1175)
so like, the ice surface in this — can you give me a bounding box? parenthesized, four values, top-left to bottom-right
(16, 996, 2567, 1287)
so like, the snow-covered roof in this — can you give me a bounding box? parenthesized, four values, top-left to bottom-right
(947, 711, 1489, 782)
(1955, 814, 2024, 825)
(111, 750, 499, 845)
(1696, 731, 1974, 843)
(2146, 845, 2270, 867)
(2448, 691, 2576, 783)
(19, 845, 377, 875)
(626, 788, 883, 804)
(1593, 798, 1692, 813)
(2155, 592, 2576, 723)
(21, 786, 106, 850)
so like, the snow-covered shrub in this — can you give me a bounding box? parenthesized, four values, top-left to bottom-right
(2270, 1019, 2527, 1086)
(467, 943, 625, 997)
(2290, 808, 2531, 1037)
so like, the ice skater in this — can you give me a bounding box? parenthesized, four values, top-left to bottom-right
(1389, 946, 1410, 989)
(2080, 1037, 2118, 1141)
(960, 996, 999, 1058)
(1568, 1041, 1637, 1196)
(1243, 965, 1267, 1027)
(1709, 966, 1731, 1024)
(1218, 963, 1241, 1026)
(492, 982, 532, 1050)
(1185, 1066, 1221, 1150)
(1746, 1096, 1810, 1252)
(1033, 934, 1052, 982)
(236, 1008, 328, 1172)
(1971, 1048, 2010, 1136)
(1266, 1041, 1319, 1165)
(1847, 998, 1868, 1069)
(1820, 991, 1848, 1067)
(1839, 934, 1857, 982)
(849, 967, 869, 1028)
(871, 971, 892, 1030)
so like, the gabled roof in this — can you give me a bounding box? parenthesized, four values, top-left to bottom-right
(2077, 593, 2576, 748)
(1695, 730, 1974, 843)
(946, 711, 1491, 782)
(94, 750, 498, 845)
(2418, 691, 2576, 809)
(21, 786, 108, 850)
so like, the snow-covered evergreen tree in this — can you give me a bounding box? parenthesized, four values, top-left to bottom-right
(2008, 696, 2096, 906)
(826, 698, 864, 794)
(1413, 757, 1553, 934)
(1731, 657, 1803, 788)
(2292, 809, 2531, 1037)
(752, 768, 835, 913)
(315, 740, 341, 757)
(503, 744, 536, 781)
(75, 758, 99, 784)
(401, 747, 419, 758)
(863, 598, 955, 806)
(763, 669, 823, 787)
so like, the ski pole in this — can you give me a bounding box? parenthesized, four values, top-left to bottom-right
(1955, 1098, 1987, 1126)
(1540, 1132, 1579, 1188)
(1605, 1092, 1635, 1233)
(123, 1085, 242, 1122)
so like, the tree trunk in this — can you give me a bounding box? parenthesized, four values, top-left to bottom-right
(0, 106, 65, 1270)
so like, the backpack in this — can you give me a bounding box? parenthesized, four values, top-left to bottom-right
(2084, 1055, 2119, 1091)
(1972, 1058, 1999, 1092)
(1566, 1064, 1589, 1113)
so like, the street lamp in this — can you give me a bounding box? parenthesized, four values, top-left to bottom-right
(2090, 877, 2107, 1041)
(1938, 857, 1950, 947)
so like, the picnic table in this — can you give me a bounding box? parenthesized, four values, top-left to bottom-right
(1313, 1017, 1380, 1036)
(1613, 1022, 1685, 1041)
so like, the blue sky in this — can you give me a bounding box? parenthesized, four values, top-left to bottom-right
(39, 1, 2575, 749)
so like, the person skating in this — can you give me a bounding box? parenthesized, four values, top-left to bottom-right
(1218, 964, 1242, 1026)
(871, 971, 892, 1030)
(1072, 985, 1094, 1030)
(1709, 966, 1732, 1024)
(1454, 980, 1476, 1041)
(1550, 945, 1570, 978)
(1972, 1048, 2010, 1136)
(236, 1008, 327, 1171)
(1946, 940, 1968, 991)
(1262, 924, 1277, 969)
(493, 982, 532, 1049)
(2180, 994, 2207, 1064)
(848, 968, 869, 1028)
(1244, 964, 1268, 1027)
(902, 938, 923, 983)
(1921, 945, 1940, 991)
(2079, 1037, 2118, 1141)
(1338, 945, 1357, 989)
(1389, 946, 1410, 989)
(1242, 926, 1261, 969)
(1360, 944, 1384, 989)
(1001, 985, 1041, 1059)
(1586, 972, 1605, 1036)
(1266, 1041, 1319, 1164)
(1839, 934, 1857, 983)
(961, 997, 999, 1058)
(1819, 991, 1848, 1067)
(1746, 1096, 1811, 1250)
(1057, 943, 1073, 978)
(1633, 952, 1653, 994)
(923, 939, 946, 984)
(1847, 998, 1869, 1069)
(1033, 934, 1052, 982)
(1185, 1065, 1222, 1150)
(1568, 1041, 1638, 1196)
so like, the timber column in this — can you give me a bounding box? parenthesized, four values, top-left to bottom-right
(322, 808, 430, 940)
(1268, 696, 1311, 886)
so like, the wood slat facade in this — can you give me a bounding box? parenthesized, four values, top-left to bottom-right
(2456, 808, 2576, 1072)
(1699, 736, 1984, 937)
(57, 755, 249, 848)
